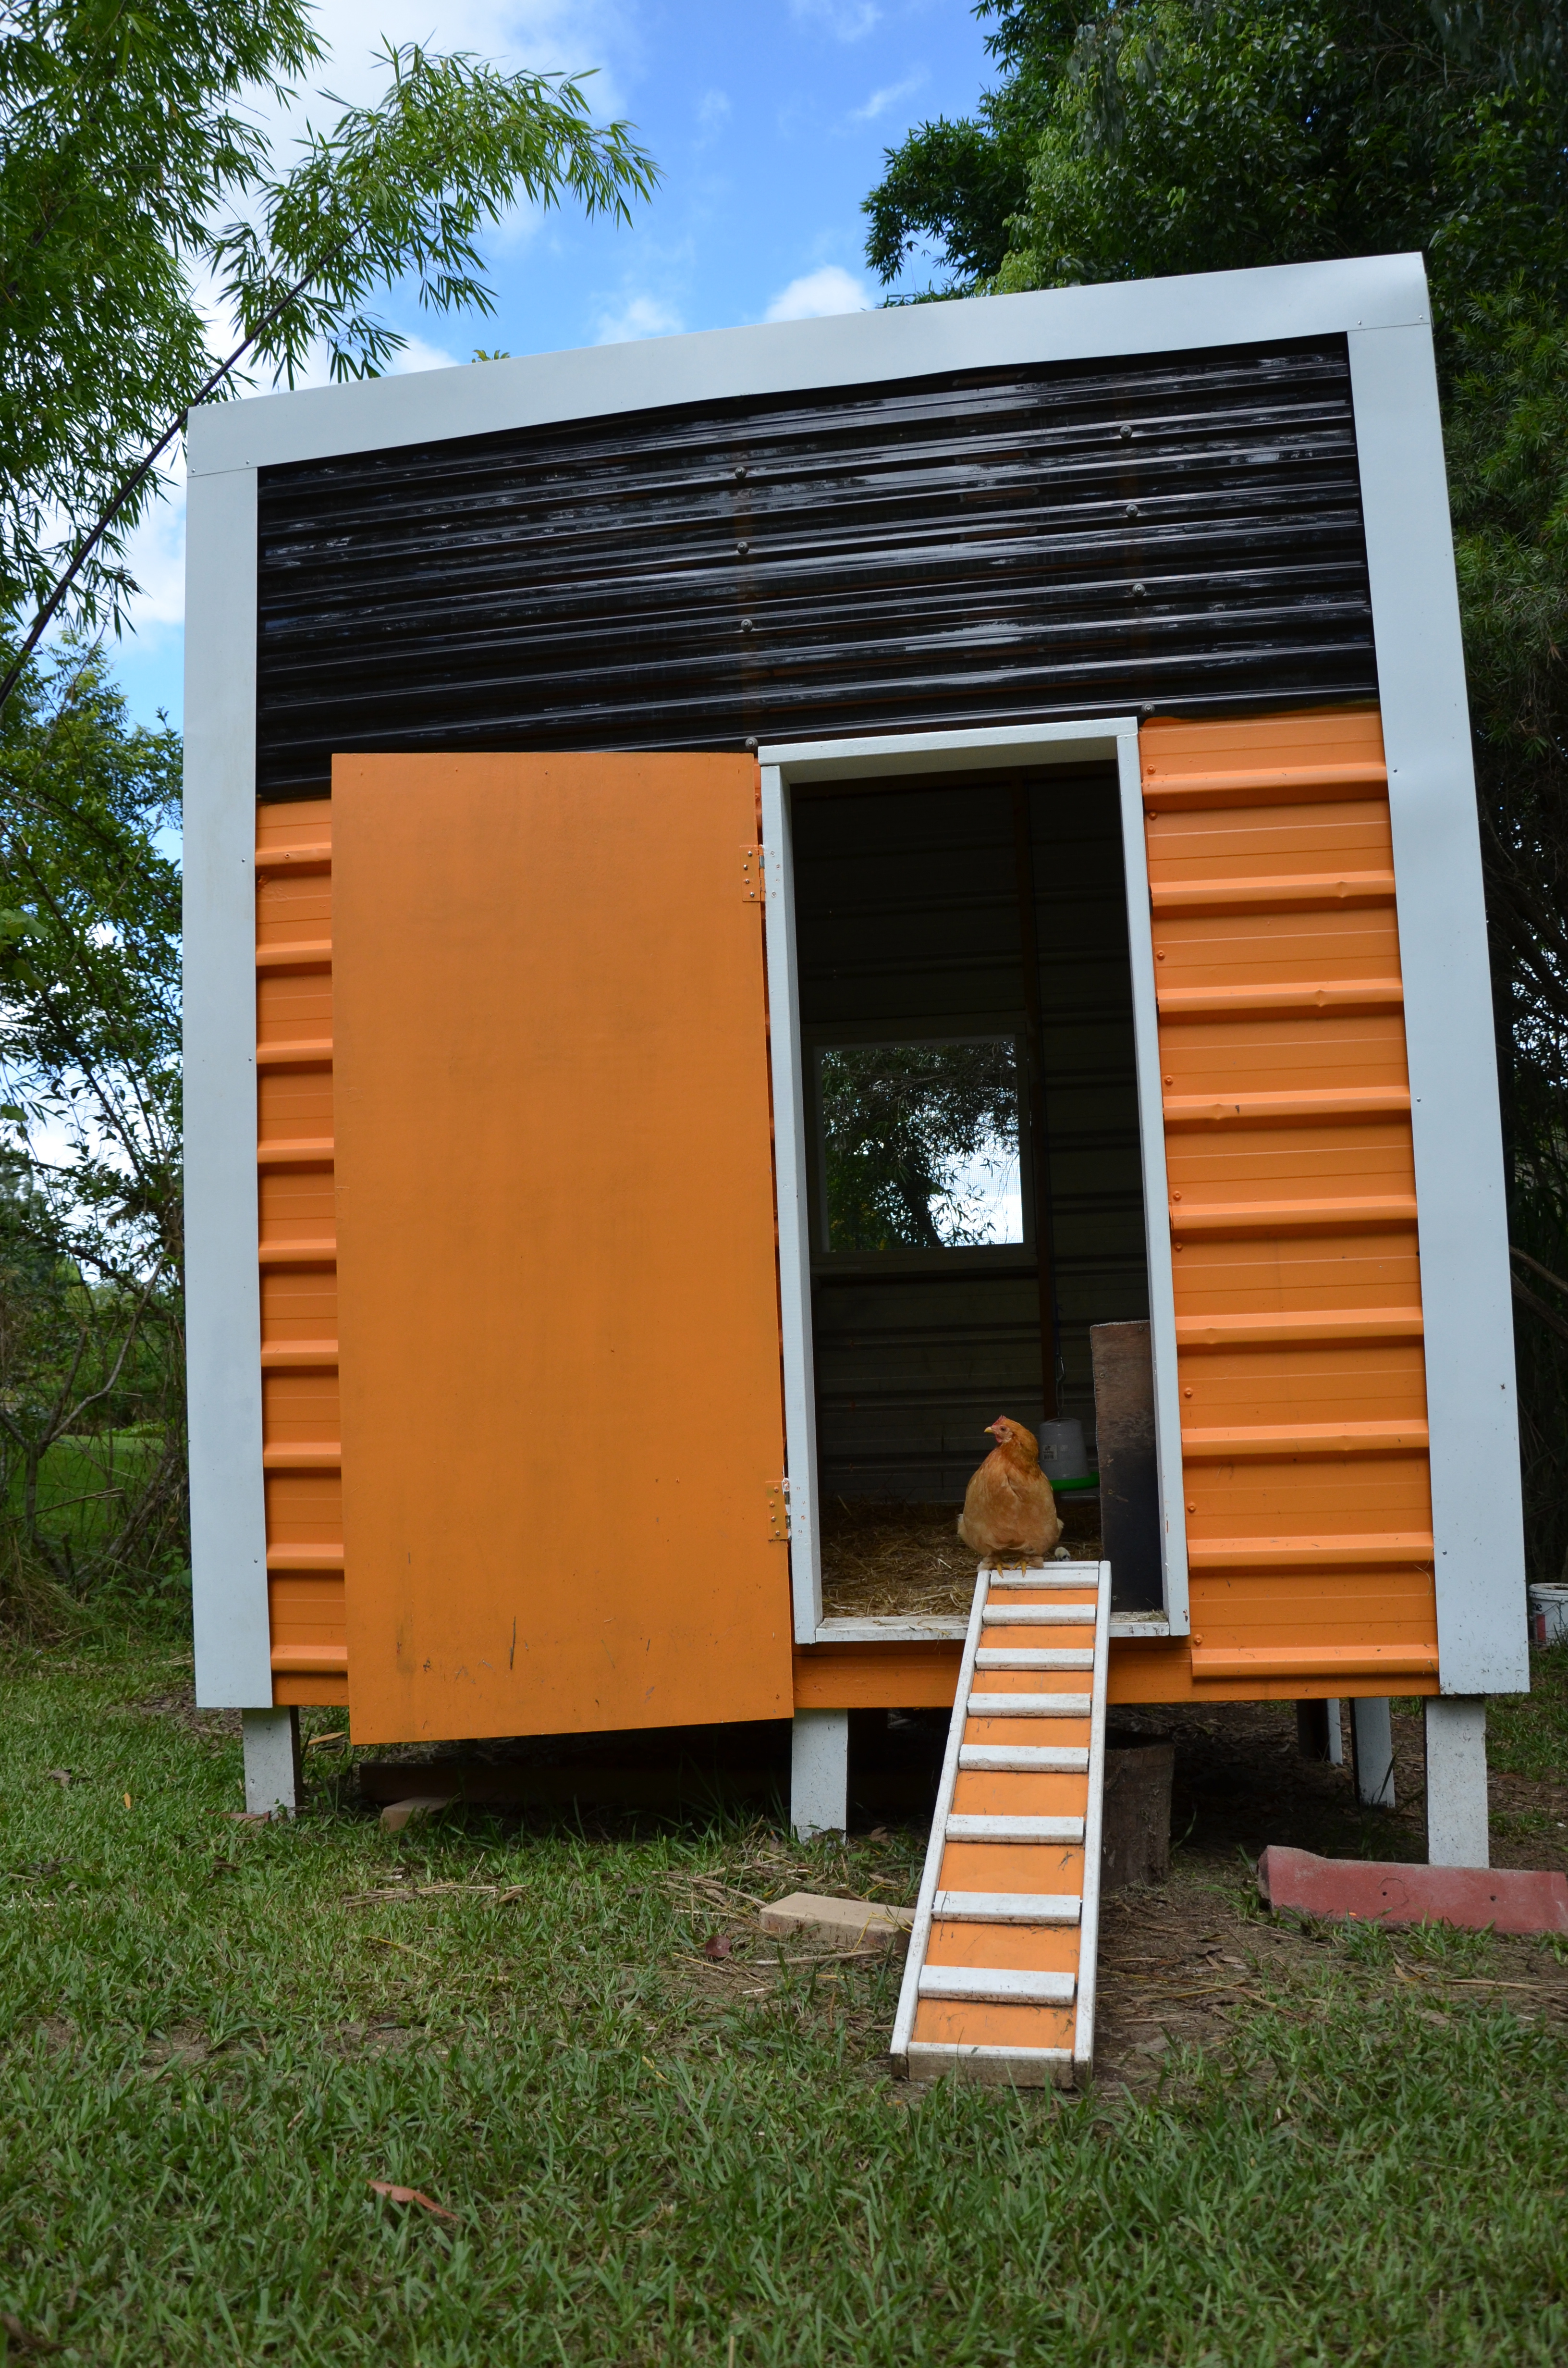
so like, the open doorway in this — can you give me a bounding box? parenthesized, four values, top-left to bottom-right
(788, 763, 1151, 1619)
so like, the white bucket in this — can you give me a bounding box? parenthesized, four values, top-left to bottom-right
(1527, 1584, 1568, 1645)
(1036, 1416, 1090, 1484)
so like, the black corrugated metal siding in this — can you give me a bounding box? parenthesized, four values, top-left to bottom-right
(255, 338, 1376, 800)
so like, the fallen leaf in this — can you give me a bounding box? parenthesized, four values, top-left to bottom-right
(122, 1792, 132, 1810)
(45, 1769, 70, 1788)
(702, 1933, 733, 1961)
(868, 1826, 890, 1842)
(368, 1935, 429, 1958)
(218, 1810, 271, 1824)
(306, 1730, 348, 1751)
(368, 2179, 457, 2222)
(0, 2311, 61, 2354)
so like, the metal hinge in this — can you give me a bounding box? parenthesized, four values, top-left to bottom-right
(741, 845, 764, 902)
(767, 1480, 790, 1542)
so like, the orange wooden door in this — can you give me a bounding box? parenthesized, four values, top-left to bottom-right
(332, 753, 791, 1744)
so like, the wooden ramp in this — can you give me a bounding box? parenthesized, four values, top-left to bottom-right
(891, 1559, 1111, 2087)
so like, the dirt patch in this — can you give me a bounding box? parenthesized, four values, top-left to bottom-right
(142, 2020, 211, 2068)
(118, 1684, 241, 1740)
(1093, 1862, 1568, 2092)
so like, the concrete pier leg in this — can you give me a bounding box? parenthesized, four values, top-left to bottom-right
(1349, 1697, 1396, 1809)
(1424, 1697, 1489, 1868)
(242, 1708, 301, 1816)
(790, 1709, 849, 1838)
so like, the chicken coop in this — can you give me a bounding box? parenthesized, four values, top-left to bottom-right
(185, 252, 1525, 1954)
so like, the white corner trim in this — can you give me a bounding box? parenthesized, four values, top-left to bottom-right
(760, 761, 822, 1641)
(1348, 322, 1528, 1694)
(184, 466, 271, 1708)
(187, 254, 1432, 479)
(1115, 727, 1190, 1636)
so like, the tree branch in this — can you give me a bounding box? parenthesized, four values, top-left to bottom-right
(0, 260, 319, 716)
(1512, 1272, 1568, 1346)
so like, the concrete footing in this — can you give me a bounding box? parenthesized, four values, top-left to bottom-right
(790, 1708, 848, 1838)
(242, 1708, 301, 1816)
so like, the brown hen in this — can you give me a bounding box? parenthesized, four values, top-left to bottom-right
(956, 1416, 1063, 1567)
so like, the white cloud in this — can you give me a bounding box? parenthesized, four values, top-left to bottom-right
(697, 88, 731, 130)
(764, 265, 868, 322)
(594, 292, 684, 345)
(851, 71, 926, 122)
(302, 1, 628, 109)
(790, 0, 881, 39)
(118, 455, 187, 631)
(390, 332, 461, 374)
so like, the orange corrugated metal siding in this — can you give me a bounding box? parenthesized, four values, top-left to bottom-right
(1142, 708, 1439, 1683)
(256, 800, 346, 1706)
(253, 708, 1440, 1716)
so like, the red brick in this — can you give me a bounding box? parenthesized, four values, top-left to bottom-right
(1259, 1845, 1568, 1936)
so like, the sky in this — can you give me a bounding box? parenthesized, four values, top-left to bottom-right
(107, 0, 997, 731)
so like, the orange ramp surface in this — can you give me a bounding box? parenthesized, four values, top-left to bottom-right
(892, 1561, 1111, 2086)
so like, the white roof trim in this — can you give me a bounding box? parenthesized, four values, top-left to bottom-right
(187, 252, 1432, 479)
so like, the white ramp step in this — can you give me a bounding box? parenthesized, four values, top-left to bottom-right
(987, 1566, 1102, 1589)
(892, 1559, 1111, 2090)
(967, 1691, 1091, 1716)
(980, 1603, 1097, 1626)
(945, 1813, 1085, 1843)
(918, 1965, 1076, 2006)
(933, 1890, 1082, 1924)
(958, 1745, 1089, 1773)
(975, 1647, 1094, 1670)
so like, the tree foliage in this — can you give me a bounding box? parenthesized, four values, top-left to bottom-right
(0, 2, 660, 1624)
(819, 1041, 1022, 1252)
(865, 1, 1568, 1574)
(0, 640, 184, 1623)
(1, 3, 658, 697)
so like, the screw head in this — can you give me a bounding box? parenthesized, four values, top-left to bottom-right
(736, 540, 749, 555)
(734, 464, 747, 481)
(740, 617, 754, 634)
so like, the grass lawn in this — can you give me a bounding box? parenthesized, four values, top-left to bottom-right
(1, 1640, 1566, 2364)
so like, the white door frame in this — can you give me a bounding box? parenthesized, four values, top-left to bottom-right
(758, 718, 1189, 1646)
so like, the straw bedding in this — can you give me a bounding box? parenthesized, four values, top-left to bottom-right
(818, 1498, 1102, 1621)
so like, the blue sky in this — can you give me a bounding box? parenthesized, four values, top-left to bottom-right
(109, 0, 995, 732)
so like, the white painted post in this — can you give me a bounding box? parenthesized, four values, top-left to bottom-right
(243, 1709, 302, 1816)
(1424, 1697, 1489, 1867)
(790, 1709, 848, 1838)
(1350, 1698, 1396, 1808)
(1326, 1699, 1344, 1767)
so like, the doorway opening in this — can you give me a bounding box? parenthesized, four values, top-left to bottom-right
(788, 763, 1151, 1620)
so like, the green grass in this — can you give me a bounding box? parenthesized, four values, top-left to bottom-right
(1, 1646, 1566, 2364)
(4, 1431, 168, 1553)
(1491, 1640, 1568, 1782)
